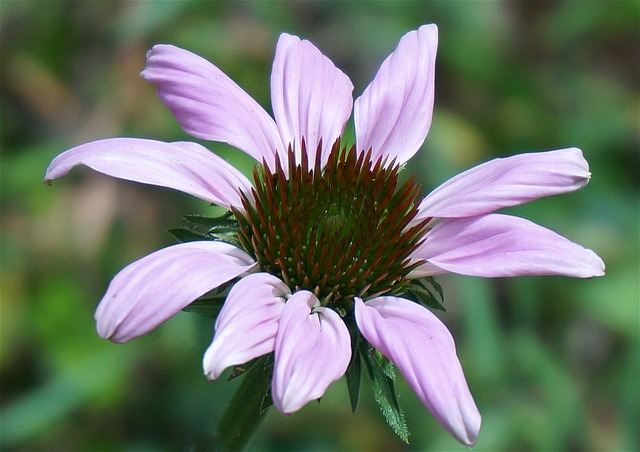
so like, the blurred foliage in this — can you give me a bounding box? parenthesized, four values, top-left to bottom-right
(1, 1, 638, 451)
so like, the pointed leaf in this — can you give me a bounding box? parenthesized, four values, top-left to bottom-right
(344, 319, 362, 413)
(345, 353, 361, 413)
(402, 277, 446, 311)
(183, 213, 239, 229)
(355, 296, 481, 445)
(361, 343, 409, 443)
(168, 227, 208, 243)
(170, 212, 242, 246)
(181, 298, 223, 319)
(181, 279, 236, 319)
(216, 355, 274, 451)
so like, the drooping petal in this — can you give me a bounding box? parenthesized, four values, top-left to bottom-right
(355, 24, 438, 165)
(203, 273, 290, 380)
(95, 242, 256, 343)
(141, 44, 284, 165)
(354, 296, 480, 446)
(410, 214, 605, 278)
(44, 138, 253, 210)
(271, 33, 353, 167)
(415, 148, 592, 220)
(272, 291, 351, 414)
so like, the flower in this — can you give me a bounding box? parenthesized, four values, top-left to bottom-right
(44, 24, 604, 446)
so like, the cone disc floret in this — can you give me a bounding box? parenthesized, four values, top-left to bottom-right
(234, 139, 429, 314)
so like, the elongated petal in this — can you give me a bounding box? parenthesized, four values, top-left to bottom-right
(355, 296, 480, 446)
(142, 44, 284, 165)
(271, 33, 353, 167)
(355, 24, 437, 165)
(415, 148, 592, 220)
(96, 242, 256, 342)
(44, 138, 253, 210)
(411, 214, 605, 278)
(203, 273, 290, 380)
(272, 291, 351, 414)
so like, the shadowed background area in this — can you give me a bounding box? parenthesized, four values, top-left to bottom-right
(1, 1, 638, 450)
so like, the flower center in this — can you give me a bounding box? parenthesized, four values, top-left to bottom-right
(233, 139, 429, 313)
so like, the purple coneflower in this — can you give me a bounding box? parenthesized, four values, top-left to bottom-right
(45, 24, 604, 446)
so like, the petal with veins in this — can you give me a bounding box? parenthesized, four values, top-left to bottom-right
(95, 242, 256, 343)
(272, 291, 351, 414)
(415, 148, 591, 220)
(44, 138, 253, 210)
(411, 214, 605, 278)
(355, 296, 481, 446)
(203, 273, 290, 380)
(355, 24, 438, 165)
(142, 44, 284, 165)
(271, 33, 353, 167)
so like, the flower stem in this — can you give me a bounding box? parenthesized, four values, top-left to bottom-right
(216, 355, 274, 451)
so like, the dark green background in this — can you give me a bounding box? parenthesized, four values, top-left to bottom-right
(1, 1, 638, 450)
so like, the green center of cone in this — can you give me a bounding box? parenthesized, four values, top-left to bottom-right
(234, 139, 429, 313)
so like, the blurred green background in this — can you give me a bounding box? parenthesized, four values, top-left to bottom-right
(1, 1, 638, 451)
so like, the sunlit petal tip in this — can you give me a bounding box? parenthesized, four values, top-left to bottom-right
(582, 249, 606, 277)
(412, 214, 606, 278)
(272, 291, 351, 414)
(202, 273, 290, 380)
(271, 32, 353, 167)
(416, 147, 594, 220)
(354, 296, 481, 445)
(44, 138, 253, 210)
(95, 242, 256, 343)
(142, 43, 283, 164)
(355, 24, 438, 165)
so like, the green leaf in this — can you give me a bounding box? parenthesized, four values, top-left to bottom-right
(183, 213, 238, 228)
(183, 213, 226, 225)
(226, 357, 261, 381)
(216, 355, 274, 451)
(345, 354, 361, 413)
(344, 318, 362, 412)
(181, 279, 235, 319)
(373, 348, 395, 379)
(402, 276, 446, 311)
(361, 343, 409, 443)
(169, 212, 242, 246)
(168, 227, 208, 243)
(180, 298, 223, 319)
(183, 213, 240, 239)
(345, 348, 362, 413)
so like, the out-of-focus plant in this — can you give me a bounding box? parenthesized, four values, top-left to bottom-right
(1, 2, 637, 451)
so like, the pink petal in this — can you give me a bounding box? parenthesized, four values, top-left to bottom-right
(354, 296, 481, 446)
(354, 24, 438, 165)
(272, 291, 351, 414)
(415, 148, 592, 220)
(44, 138, 253, 210)
(141, 44, 284, 165)
(271, 33, 353, 167)
(203, 273, 290, 380)
(95, 242, 256, 343)
(411, 214, 605, 278)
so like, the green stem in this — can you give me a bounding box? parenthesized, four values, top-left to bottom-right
(215, 355, 274, 451)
